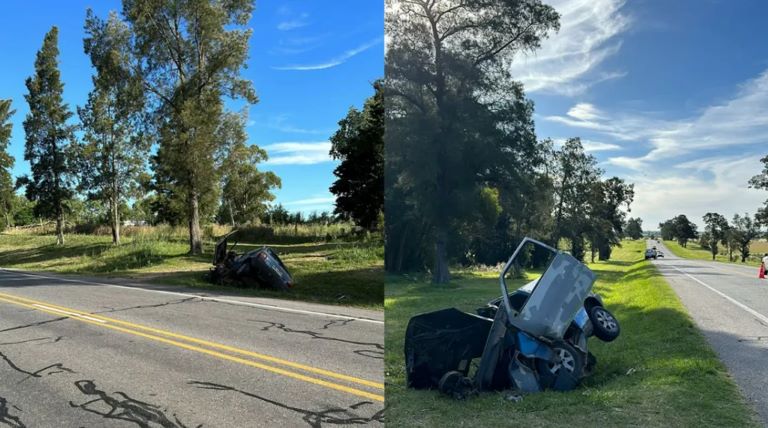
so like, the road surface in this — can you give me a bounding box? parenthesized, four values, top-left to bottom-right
(0, 268, 384, 427)
(650, 240, 768, 424)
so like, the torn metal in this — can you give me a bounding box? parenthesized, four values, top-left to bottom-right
(405, 237, 621, 398)
(206, 230, 294, 291)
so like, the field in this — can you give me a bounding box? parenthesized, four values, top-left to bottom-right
(0, 225, 383, 309)
(663, 239, 768, 265)
(384, 240, 757, 427)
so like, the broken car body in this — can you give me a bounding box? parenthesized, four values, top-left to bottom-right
(404, 237, 620, 398)
(207, 230, 294, 291)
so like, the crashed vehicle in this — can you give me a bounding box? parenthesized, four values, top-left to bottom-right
(207, 231, 294, 291)
(404, 237, 620, 398)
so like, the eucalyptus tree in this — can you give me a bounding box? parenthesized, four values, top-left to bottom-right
(79, 10, 148, 244)
(703, 212, 729, 260)
(121, 0, 258, 254)
(731, 213, 761, 262)
(749, 155, 768, 226)
(21, 27, 77, 245)
(385, 0, 560, 283)
(625, 217, 643, 240)
(0, 99, 14, 229)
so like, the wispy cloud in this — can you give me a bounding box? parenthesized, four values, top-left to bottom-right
(263, 142, 333, 165)
(273, 36, 383, 71)
(509, 0, 630, 95)
(546, 70, 768, 171)
(552, 137, 621, 152)
(277, 13, 310, 31)
(283, 196, 336, 206)
(251, 114, 333, 136)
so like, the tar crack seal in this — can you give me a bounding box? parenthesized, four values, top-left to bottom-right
(69, 380, 200, 428)
(189, 381, 385, 427)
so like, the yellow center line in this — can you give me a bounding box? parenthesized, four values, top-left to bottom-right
(0, 293, 384, 402)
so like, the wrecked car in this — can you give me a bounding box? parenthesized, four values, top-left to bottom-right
(207, 230, 294, 291)
(404, 237, 620, 398)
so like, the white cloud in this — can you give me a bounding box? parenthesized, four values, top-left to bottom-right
(273, 37, 383, 71)
(552, 137, 620, 152)
(627, 156, 765, 229)
(263, 142, 333, 165)
(509, 0, 630, 95)
(277, 13, 309, 31)
(283, 196, 336, 206)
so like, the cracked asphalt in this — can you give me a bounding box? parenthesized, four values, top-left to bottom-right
(650, 240, 768, 425)
(0, 269, 384, 427)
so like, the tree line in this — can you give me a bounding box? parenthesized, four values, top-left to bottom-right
(384, 0, 634, 283)
(0, 0, 385, 252)
(655, 157, 768, 262)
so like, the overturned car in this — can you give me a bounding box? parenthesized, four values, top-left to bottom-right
(207, 231, 294, 291)
(404, 237, 620, 398)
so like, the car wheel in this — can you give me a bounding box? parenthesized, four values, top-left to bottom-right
(536, 341, 584, 391)
(589, 306, 620, 342)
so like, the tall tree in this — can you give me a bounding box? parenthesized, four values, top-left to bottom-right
(385, 0, 559, 283)
(672, 214, 697, 247)
(731, 213, 761, 262)
(749, 155, 768, 226)
(625, 217, 643, 240)
(217, 111, 280, 225)
(21, 27, 76, 245)
(586, 177, 634, 261)
(122, 0, 258, 254)
(330, 81, 384, 230)
(79, 10, 148, 245)
(703, 212, 728, 261)
(0, 100, 14, 230)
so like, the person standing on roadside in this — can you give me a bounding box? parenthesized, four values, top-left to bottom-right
(761, 253, 768, 279)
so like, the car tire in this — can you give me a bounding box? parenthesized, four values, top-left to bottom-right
(589, 305, 620, 342)
(536, 341, 584, 391)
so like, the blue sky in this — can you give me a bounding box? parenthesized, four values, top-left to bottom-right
(0, 0, 383, 215)
(518, 0, 768, 229)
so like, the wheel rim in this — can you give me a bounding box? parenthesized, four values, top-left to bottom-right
(595, 309, 617, 331)
(548, 348, 575, 374)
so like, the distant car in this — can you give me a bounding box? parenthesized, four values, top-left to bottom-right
(645, 249, 657, 260)
(656, 251, 664, 258)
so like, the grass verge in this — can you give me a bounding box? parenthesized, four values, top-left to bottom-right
(0, 232, 383, 309)
(384, 240, 758, 427)
(663, 240, 766, 265)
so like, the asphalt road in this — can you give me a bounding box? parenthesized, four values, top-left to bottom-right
(0, 268, 384, 427)
(649, 240, 768, 424)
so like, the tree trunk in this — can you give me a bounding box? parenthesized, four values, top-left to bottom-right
(188, 192, 202, 255)
(110, 196, 120, 245)
(432, 231, 450, 284)
(55, 210, 64, 246)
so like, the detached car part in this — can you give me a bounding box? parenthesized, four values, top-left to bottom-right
(207, 231, 294, 291)
(404, 237, 620, 397)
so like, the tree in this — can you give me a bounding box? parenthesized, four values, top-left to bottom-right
(330, 81, 383, 230)
(749, 155, 768, 226)
(586, 176, 634, 261)
(78, 10, 148, 245)
(659, 219, 675, 241)
(217, 111, 280, 225)
(0, 99, 14, 230)
(672, 214, 697, 247)
(702, 212, 728, 260)
(731, 213, 761, 262)
(122, 0, 258, 254)
(385, 0, 559, 283)
(21, 27, 76, 245)
(625, 218, 643, 240)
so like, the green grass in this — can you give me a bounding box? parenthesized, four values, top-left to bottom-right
(0, 231, 383, 309)
(663, 240, 766, 265)
(385, 240, 758, 427)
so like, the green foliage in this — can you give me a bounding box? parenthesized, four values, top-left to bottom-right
(659, 214, 698, 247)
(330, 80, 384, 230)
(21, 26, 77, 245)
(385, 0, 560, 282)
(0, 99, 14, 229)
(217, 111, 280, 225)
(625, 217, 643, 240)
(78, 10, 148, 244)
(122, 0, 258, 254)
(703, 212, 729, 261)
(729, 213, 761, 262)
(749, 155, 768, 226)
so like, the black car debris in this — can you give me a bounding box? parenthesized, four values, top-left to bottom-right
(206, 231, 294, 291)
(404, 237, 620, 399)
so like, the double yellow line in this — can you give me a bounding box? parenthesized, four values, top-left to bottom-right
(0, 291, 384, 402)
